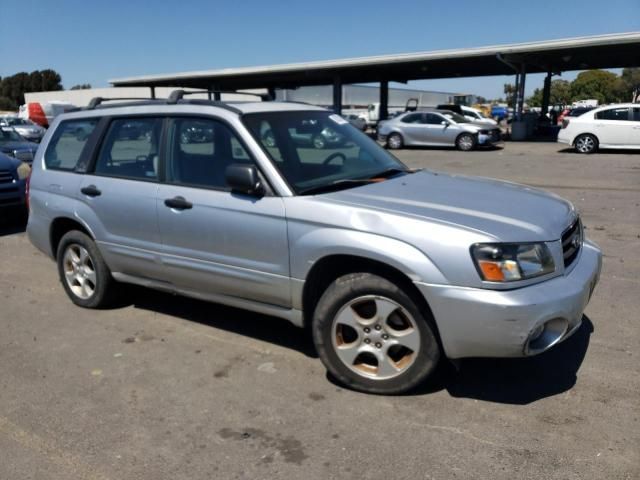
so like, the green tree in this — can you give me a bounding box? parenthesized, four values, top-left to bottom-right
(0, 69, 62, 106)
(617, 67, 640, 102)
(528, 79, 572, 107)
(503, 83, 516, 105)
(570, 70, 621, 104)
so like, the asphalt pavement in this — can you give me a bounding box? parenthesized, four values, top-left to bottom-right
(0, 142, 638, 480)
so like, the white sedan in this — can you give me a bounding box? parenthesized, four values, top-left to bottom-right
(557, 103, 640, 153)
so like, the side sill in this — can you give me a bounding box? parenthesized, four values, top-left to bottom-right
(112, 272, 304, 328)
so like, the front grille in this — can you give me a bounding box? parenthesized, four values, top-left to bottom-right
(0, 169, 14, 184)
(562, 218, 582, 268)
(14, 149, 34, 162)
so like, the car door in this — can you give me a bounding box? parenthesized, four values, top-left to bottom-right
(155, 116, 290, 307)
(77, 116, 165, 279)
(593, 107, 631, 146)
(397, 113, 426, 145)
(423, 113, 457, 145)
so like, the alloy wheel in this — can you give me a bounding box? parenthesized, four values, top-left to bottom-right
(62, 244, 97, 300)
(331, 295, 421, 380)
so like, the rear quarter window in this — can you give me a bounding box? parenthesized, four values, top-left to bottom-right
(44, 119, 98, 171)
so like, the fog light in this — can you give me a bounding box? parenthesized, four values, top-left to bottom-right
(525, 318, 569, 355)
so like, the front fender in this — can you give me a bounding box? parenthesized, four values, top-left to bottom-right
(288, 226, 450, 310)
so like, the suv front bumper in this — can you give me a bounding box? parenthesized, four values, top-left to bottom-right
(416, 240, 602, 359)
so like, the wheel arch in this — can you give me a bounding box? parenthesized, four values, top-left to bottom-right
(50, 216, 95, 260)
(573, 131, 599, 145)
(301, 253, 443, 346)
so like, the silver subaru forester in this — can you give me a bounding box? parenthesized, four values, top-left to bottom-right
(27, 93, 601, 394)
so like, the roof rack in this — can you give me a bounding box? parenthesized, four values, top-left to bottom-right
(167, 89, 271, 104)
(86, 97, 156, 110)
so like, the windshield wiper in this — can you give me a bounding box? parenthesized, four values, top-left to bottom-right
(298, 179, 374, 196)
(366, 167, 408, 179)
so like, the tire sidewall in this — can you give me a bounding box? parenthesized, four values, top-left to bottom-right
(56, 231, 113, 308)
(456, 133, 476, 151)
(312, 273, 440, 394)
(575, 134, 598, 154)
(387, 133, 403, 150)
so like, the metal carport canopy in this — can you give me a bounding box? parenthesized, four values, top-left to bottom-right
(110, 32, 640, 90)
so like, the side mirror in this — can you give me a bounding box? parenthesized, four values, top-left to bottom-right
(225, 164, 265, 196)
(441, 120, 448, 126)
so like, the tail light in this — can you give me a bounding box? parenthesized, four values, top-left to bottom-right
(561, 119, 570, 129)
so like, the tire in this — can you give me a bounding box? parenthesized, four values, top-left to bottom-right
(387, 132, 403, 150)
(574, 134, 598, 154)
(312, 273, 440, 394)
(312, 134, 326, 149)
(456, 133, 477, 151)
(56, 231, 119, 308)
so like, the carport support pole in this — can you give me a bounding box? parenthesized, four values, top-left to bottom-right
(541, 70, 552, 117)
(379, 80, 389, 124)
(516, 64, 526, 120)
(332, 77, 343, 114)
(150, 86, 156, 99)
(512, 72, 520, 121)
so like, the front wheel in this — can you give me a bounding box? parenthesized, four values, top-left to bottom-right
(387, 132, 403, 150)
(312, 273, 440, 394)
(574, 134, 598, 154)
(456, 133, 476, 151)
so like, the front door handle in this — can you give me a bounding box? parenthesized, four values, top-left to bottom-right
(164, 196, 193, 210)
(81, 185, 101, 197)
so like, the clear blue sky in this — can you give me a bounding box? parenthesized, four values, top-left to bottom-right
(1, 0, 638, 99)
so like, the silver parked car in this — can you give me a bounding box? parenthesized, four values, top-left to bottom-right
(0, 116, 47, 142)
(27, 95, 601, 394)
(378, 110, 502, 151)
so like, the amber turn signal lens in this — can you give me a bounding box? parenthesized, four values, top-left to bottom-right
(478, 261, 505, 281)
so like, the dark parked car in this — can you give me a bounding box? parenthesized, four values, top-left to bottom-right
(0, 127, 39, 163)
(0, 151, 30, 213)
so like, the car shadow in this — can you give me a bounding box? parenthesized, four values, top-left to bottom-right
(438, 316, 594, 404)
(327, 316, 593, 403)
(557, 147, 640, 155)
(126, 284, 592, 403)
(0, 209, 28, 237)
(127, 286, 318, 358)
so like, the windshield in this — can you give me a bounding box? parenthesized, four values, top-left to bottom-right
(243, 111, 407, 194)
(0, 128, 24, 142)
(441, 111, 470, 123)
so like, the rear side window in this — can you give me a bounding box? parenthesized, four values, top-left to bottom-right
(401, 113, 423, 124)
(632, 108, 640, 122)
(44, 119, 98, 171)
(595, 108, 630, 121)
(94, 118, 163, 180)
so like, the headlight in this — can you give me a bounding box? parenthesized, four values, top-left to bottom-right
(16, 162, 31, 180)
(471, 243, 555, 282)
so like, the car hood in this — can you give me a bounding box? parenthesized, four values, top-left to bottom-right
(322, 170, 575, 241)
(0, 151, 20, 170)
(0, 141, 38, 152)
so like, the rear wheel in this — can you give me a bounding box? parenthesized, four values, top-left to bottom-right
(456, 133, 476, 151)
(312, 273, 440, 394)
(574, 134, 598, 154)
(387, 132, 403, 150)
(57, 231, 119, 308)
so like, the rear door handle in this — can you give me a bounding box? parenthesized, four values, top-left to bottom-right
(81, 185, 101, 197)
(164, 196, 193, 210)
